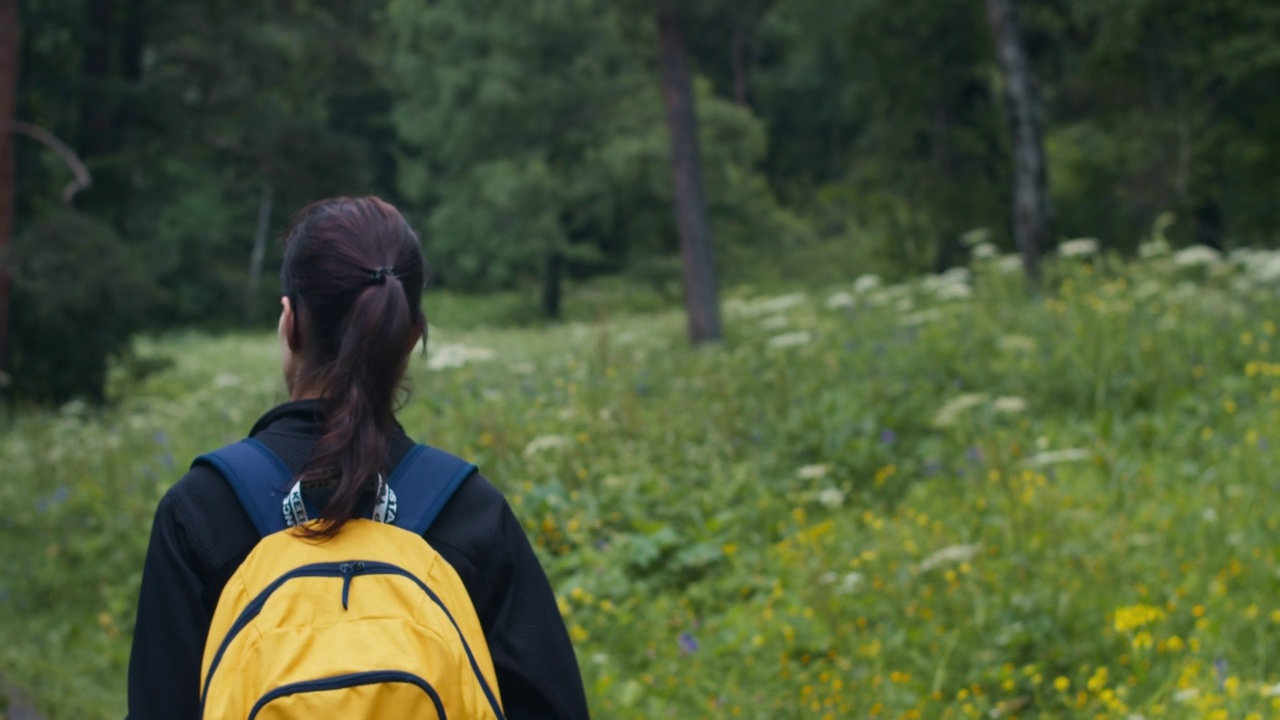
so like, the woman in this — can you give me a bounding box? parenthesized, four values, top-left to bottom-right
(126, 197, 590, 719)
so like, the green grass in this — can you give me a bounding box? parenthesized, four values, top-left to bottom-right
(4, 244, 1280, 719)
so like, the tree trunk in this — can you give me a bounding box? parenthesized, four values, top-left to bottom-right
(245, 182, 274, 327)
(657, 10, 722, 344)
(541, 248, 562, 319)
(986, 0, 1049, 282)
(0, 0, 16, 390)
(80, 0, 116, 156)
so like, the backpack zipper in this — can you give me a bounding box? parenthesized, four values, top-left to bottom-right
(246, 669, 446, 720)
(339, 561, 366, 610)
(200, 560, 506, 720)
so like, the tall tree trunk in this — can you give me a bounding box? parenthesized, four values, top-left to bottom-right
(245, 182, 274, 327)
(541, 248, 563, 319)
(0, 0, 16, 390)
(80, 0, 116, 156)
(986, 0, 1049, 282)
(657, 10, 722, 344)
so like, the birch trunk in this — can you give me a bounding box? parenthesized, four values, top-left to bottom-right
(986, 0, 1050, 281)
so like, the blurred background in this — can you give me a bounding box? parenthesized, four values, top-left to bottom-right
(6, 4, 1280, 718)
(4, 0, 1280, 404)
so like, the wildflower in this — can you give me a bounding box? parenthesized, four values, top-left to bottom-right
(1172, 245, 1222, 268)
(825, 291, 855, 310)
(880, 429, 896, 445)
(932, 393, 989, 428)
(1027, 448, 1091, 466)
(919, 544, 982, 572)
(1058, 238, 1100, 258)
(971, 243, 998, 260)
(995, 255, 1023, 274)
(899, 309, 943, 326)
(1053, 677, 1070, 692)
(1139, 237, 1171, 259)
(678, 632, 699, 655)
(213, 373, 241, 389)
(816, 488, 844, 508)
(991, 396, 1028, 414)
(767, 331, 813, 349)
(852, 274, 882, 294)
(1114, 604, 1166, 633)
(522, 435, 573, 457)
(836, 572, 864, 595)
(796, 464, 830, 480)
(428, 344, 497, 370)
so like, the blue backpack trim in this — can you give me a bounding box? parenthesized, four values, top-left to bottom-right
(193, 439, 477, 538)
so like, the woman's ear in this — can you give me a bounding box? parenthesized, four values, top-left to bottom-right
(280, 296, 302, 352)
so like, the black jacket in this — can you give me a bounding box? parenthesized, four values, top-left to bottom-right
(126, 400, 590, 719)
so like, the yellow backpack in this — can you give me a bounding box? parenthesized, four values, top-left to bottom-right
(194, 439, 505, 720)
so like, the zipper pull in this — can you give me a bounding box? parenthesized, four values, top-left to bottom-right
(339, 562, 365, 610)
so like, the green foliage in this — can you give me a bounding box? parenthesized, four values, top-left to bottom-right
(4, 211, 157, 403)
(7, 249, 1280, 717)
(385, 0, 792, 291)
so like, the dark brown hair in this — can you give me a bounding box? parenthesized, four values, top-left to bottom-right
(280, 196, 426, 536)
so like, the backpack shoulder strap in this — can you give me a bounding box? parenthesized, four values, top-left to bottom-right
(387, 444, 478, 535)
(192, 438, 294, 537)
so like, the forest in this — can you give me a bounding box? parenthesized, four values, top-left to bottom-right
(4, 0, 1280, 403)
(6, 3, 1280, 719)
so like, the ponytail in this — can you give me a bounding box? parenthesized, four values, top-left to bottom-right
(280, 197, 427, 538)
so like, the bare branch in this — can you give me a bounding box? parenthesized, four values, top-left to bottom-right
(8, 121, 92, 204)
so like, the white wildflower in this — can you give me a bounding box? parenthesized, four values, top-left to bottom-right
(836, 572, 864, 595)
(933, 282, 972, 301)
(960, 227, 991, 247)
(971, 242, 999, 260)
(995, 255, 1024, 274)
(522, 435, 573, 457)
(796, 463, 830, 480)
(852, 274, 882, 294)
(816, 487, 845, 508)
(767, 331, 813, 349)
(1138, 237, 1170, 259)
(919, 544, 982, 572)
(1244, 251, 1280, 284)
(1172, 244, 1222, 268)
(932, 393, 989, 428)
(1058, 238, 1100, 258)
(1263, 682, 1280, 697)
(759, 314, 790, 331)
(899, 309, 944, 327)
(894, 297, 915, 313)
(1027, 448, 1091, 466)
(991, 396, 1028, 414)
(1172, 689, 1199, 703)
(825, 291, 855, 310)
(729, 292, 808, 318)
(213, 373, 241, 389)
(508, 362, 536, 375)
(428, 344, 497, 370)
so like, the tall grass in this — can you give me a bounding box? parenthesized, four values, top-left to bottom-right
(3, 242, 1280, 718)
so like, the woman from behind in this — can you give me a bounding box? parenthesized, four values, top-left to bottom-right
(126, 196, 590, 719)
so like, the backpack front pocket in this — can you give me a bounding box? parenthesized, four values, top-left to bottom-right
(248, 670, 446, 720)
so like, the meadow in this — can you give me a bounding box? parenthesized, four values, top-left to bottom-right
(4, 237, 1280, 719)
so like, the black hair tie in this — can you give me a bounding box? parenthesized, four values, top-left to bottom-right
(369, 267, 397, 286)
